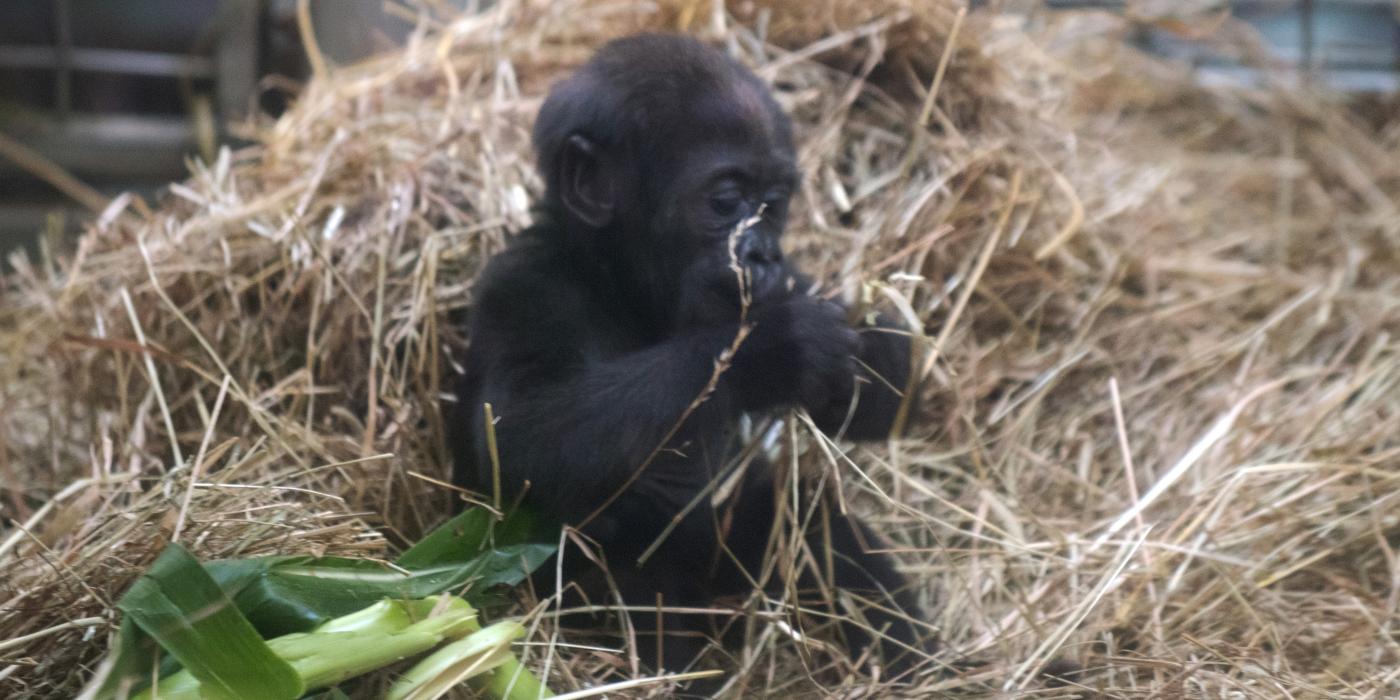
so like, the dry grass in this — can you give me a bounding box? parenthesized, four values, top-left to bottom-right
(3, 0, 1400, 697)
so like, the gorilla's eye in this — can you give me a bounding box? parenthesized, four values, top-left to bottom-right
(709, 189, 745, 220)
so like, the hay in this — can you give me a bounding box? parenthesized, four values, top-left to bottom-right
(3, 0, 1400, 697)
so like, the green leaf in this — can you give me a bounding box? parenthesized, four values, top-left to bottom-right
(203, 507, 556, 638)
(82, 617, 161, 700)
(204, 543, 555, 638)
(116, 544, 302, 700)
(398, 505, 554, 569)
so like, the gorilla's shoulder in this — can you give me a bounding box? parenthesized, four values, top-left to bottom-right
(472, 229, 588, 327)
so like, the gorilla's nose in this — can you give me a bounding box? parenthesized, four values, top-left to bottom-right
(737, 232, 782, 267)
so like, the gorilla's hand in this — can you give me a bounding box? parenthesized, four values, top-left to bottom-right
(730, 295, 859, 412)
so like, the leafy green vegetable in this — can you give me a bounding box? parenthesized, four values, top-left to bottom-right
(118, 544, 302, 700)
(210, 507, 556, 637)
(84, 506, 558, 699)
(134, 597, 483, 700)
(398, 504, 551, 569)
(472, 655, 557, 700)
(387, 620, 523, 700)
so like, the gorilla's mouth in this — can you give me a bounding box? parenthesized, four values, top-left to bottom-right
(671, 259, 792, 331)
(745, 263, 797, 305)
(700, 261, 791, 312)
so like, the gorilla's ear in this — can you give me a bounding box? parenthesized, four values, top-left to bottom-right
(559, 134, 616, 228)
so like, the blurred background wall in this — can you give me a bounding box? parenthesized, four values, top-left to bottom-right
(0, 0, 452, 259)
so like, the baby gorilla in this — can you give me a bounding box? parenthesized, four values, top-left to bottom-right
(451, 33, 929, 680)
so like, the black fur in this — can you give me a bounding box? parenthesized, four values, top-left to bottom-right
(450, 33, 930, 679)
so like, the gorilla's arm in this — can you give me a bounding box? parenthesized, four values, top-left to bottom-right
(458, 259, 746, 523)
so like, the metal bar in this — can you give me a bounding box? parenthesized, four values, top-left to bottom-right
(0, 115, 198, 179)
(1196, 64, 1400, 92)
(0, 46, 216, 79)
(1301, 0, 1315, 73)
(54, 0, 72, 119)
(1393, 13, 1400, 83)
(215, 0, 260, 121)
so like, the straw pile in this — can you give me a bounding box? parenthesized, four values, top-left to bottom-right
(4, 0, 1400, 697)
